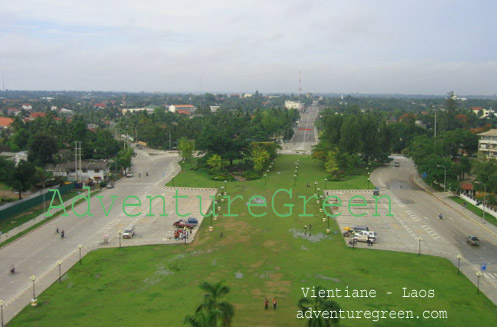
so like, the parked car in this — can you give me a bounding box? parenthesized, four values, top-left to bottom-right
(107, 182, 114, 189)
(466, 235, 480, 246)
(187, 217, 199, 226)
(394, 162, 400, 167)
(173, 220, 195, 229)
(126, 171, 134, 177)
(353, 231, 377, 243)
(122, 225, 135, 239)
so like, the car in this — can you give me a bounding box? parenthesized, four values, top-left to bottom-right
(126, 171, 134, 177)
(173, 219, 195, 229)
(466, 235, 480, 246)
(353, 231, 377, 243)
(122, 225, 135, 239)
(187, 217, 199, 226)
(394, 162, 400, 167)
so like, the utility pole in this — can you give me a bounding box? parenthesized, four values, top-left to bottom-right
(74, 141, 82, 183)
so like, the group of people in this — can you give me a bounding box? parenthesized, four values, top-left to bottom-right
(56, 227, 65, 238)
(264, 297, 277, 310)
(174, 228, 190, 240)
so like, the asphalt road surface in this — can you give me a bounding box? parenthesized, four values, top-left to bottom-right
(0, 146, 216, 323)
(281, 101, 320, 154)
(334, 156, 497, 304)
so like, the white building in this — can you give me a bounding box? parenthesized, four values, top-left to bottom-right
(478, 129, 497, 158)
(46, 161, 110, 182)
(284, 101, 303, 110)
(168, 104, 196, 115)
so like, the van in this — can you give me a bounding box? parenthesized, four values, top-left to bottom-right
(122, 225, 135, 239)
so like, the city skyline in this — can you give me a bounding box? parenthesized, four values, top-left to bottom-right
(1, 0, 496, 94)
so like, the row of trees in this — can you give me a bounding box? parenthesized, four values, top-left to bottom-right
(3, 113, 121, 166)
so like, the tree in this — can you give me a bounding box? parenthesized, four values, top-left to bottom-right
(178, 138, 195, 162)
(297, 285, 341, 326)
(7, 160, 37, 199)
(0, 157, 14, 184)
(194, 281, 235, 327)
(207, 154, 223, 172)
(27, 132, 58, 166)
(324, 149, 339, 177)
(250, 144, 270, 173)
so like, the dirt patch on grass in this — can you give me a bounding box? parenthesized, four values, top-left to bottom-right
(216, 220, 251, 245)
(264, 273, 291, 296)
(263, 240, 290, 252)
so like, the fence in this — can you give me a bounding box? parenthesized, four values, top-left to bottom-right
(0, 183, 75, 222)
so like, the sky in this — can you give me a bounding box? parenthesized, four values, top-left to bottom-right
(1, 0, 496, 95)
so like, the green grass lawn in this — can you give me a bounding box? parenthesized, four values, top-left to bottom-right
(449, 196, 497, 228)
(9, 155, 497, 327)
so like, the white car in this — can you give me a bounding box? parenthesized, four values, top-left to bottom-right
(353, 231, 377, 243)
(126, 171, 134, 177)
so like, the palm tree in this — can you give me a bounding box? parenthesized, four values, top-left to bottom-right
(184, 310, 220, 327)
(297, 286, 341, 327)
(195, 281, 235, 327)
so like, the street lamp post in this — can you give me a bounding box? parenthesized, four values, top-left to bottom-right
(476, 271, 482, 294)
(0, 299, 4, 327)
(474, 181, 487, 221)
(77, 244, 82, 264)
(30, 275, 37, 306)
(456, 254, 462, 275)
(324, 178, 327, 190)
(264, 174, 267, 188)
(436, 165, 447, 192)
(118, 230, 122, 248)
(418, 238, 422, 256)
(224, 180, 227, 193)
(314, 182, 318, 193)
(367, 172, 370, 190)
(293, 174, 297, 186)
(57, 260, 62, 283)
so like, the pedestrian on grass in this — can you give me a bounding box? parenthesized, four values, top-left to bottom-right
(309, 224, 312, 231)
(273, 298, 277, 310)
(264, 298, 269, 310)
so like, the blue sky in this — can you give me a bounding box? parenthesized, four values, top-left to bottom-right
(0, 0, 496, 94)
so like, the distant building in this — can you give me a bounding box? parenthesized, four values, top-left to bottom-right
(121, 107, 156, 115)
(46, 161, 110, 182)
(210, 106, 220, 113)
(284, 101, 303, 110)
(0, 117, 13, 128)
(472, 107, 496, 118)
(168, 104, 196, 115)
(478, 129, 497, 158)
(21, 103, 32, 111)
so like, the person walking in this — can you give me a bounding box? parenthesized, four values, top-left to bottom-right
(264, 298, 269, 310)
(273, 297, 277, 310)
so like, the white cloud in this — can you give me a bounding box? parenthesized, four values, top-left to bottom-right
(1, 0, 496, 94)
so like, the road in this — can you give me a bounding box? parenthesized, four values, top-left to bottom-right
(334, 156, 497, 304)
(0, 146, 216, 323)
(280, 101, 320, 154)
